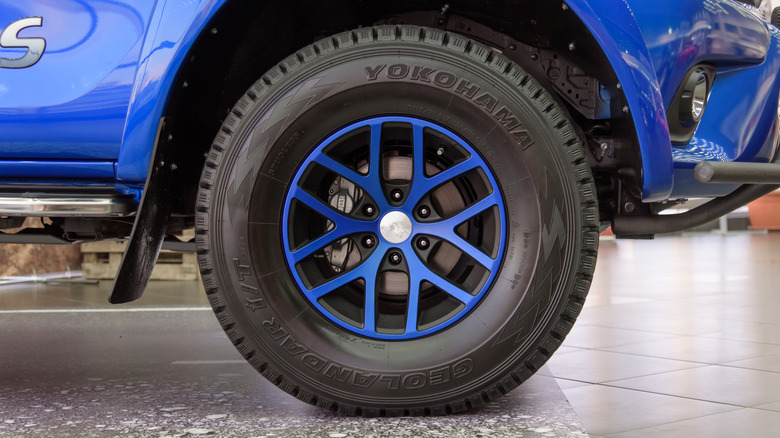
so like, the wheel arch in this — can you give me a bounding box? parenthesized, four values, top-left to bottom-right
(117, 0, 232, 186)
(564, 0, 673, 201)
(117, 0, 673, 215)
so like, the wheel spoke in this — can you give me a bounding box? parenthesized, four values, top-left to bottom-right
(404, 251, 475, 332)
(348, 123, 392, 210)
(305, 267, 364, 299)
(425, 158, 479, 192)
(405, 291, 420, 334)
(407, 156, 480, 204)
(414, 192, 501, 270)
(405, 120, 478, 204)
(361, 253, 383, 333)
(290, 186, 340, 221)
(412, 123, 426, 181)
(409, 248, 474, 304)
(290, 187, 373, 235)
(439, 228, 496, 269)
(312, 153, 389, 212)
(313, 154, 368, 188)
(425, 272, 478, 305)
(439, 192, 502, 230)
(404, 251, 426, 334)
(369, 122, 383, 179)
(289, 230, 337, 263)
(305, 248, 383, 300)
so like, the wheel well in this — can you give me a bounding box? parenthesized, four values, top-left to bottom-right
(164, 0, 637, 221)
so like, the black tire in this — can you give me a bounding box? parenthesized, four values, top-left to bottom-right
(196, 25, 598, 416)
(773, 6, 780, 27)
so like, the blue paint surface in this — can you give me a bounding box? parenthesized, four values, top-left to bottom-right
(0, 0, 155, 163)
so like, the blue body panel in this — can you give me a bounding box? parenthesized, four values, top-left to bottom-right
(0, 160, 115, 179)
(1, 0, 779, 202)
(627, 0, 780, 198)
(0, 0, 156, 172)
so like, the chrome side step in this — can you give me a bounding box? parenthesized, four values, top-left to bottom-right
(0, 194, 137, 217)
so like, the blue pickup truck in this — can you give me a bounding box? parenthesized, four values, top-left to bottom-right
(2, 0, 779, 416)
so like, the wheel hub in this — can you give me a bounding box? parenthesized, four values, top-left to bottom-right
(379, 211, 412, 244)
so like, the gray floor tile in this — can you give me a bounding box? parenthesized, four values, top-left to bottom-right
(546, 349, 702, 384)
(723, 352, 780, 373)
(755, 401, 780, 412)
(561, 325, 672, 349)
(574, 305, 726, 337)
(605, 336, 780, 365)
(561, 385, 737, 436)
(555, 233, 780, 436)
(718, 304, 780, 325)
(610, 365, 780, 407)
(554, 378, 591, 390)
(702, 319, 780, 345)
(553, 346, 589, 356)
(608, 408, 780, 438)
(587, 316, 726, 338)
(679, 290, 780, 309)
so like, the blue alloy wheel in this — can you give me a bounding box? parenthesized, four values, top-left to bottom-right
(282, 117, 507, 339)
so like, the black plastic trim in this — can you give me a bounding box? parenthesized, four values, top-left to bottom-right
(109, 118, 178, 304)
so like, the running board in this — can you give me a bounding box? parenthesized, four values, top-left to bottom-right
(0, 194, 136, 217)
(694, 161, 780, 184)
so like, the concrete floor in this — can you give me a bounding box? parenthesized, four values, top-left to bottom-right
(1, 232, 780, 436)
(0, 280, 585, 436)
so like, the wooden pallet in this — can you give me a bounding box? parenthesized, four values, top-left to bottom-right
(80, 240, 198, 281)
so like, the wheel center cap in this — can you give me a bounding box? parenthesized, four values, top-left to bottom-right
(379, 211, 413, 244)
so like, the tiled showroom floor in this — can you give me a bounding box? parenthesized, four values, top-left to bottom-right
(546, 232, 780, 437)
(0, 232, 779, 436)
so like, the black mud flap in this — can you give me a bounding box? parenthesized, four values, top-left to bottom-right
(109, 118, 177, 304)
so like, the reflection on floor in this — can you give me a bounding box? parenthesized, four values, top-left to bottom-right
(547, 232, 780, 437)
(0, 278, 585, 436)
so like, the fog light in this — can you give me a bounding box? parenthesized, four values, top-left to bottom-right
(668, 65, 715, 145)
(680, 68, 709, 126)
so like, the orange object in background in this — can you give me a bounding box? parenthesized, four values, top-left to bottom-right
(748, 189, 780, 230)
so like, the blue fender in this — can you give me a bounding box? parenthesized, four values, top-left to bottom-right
(116, 0, 228, 184)
(118, 0, 675, 201)
(565, 0, 673, 201)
